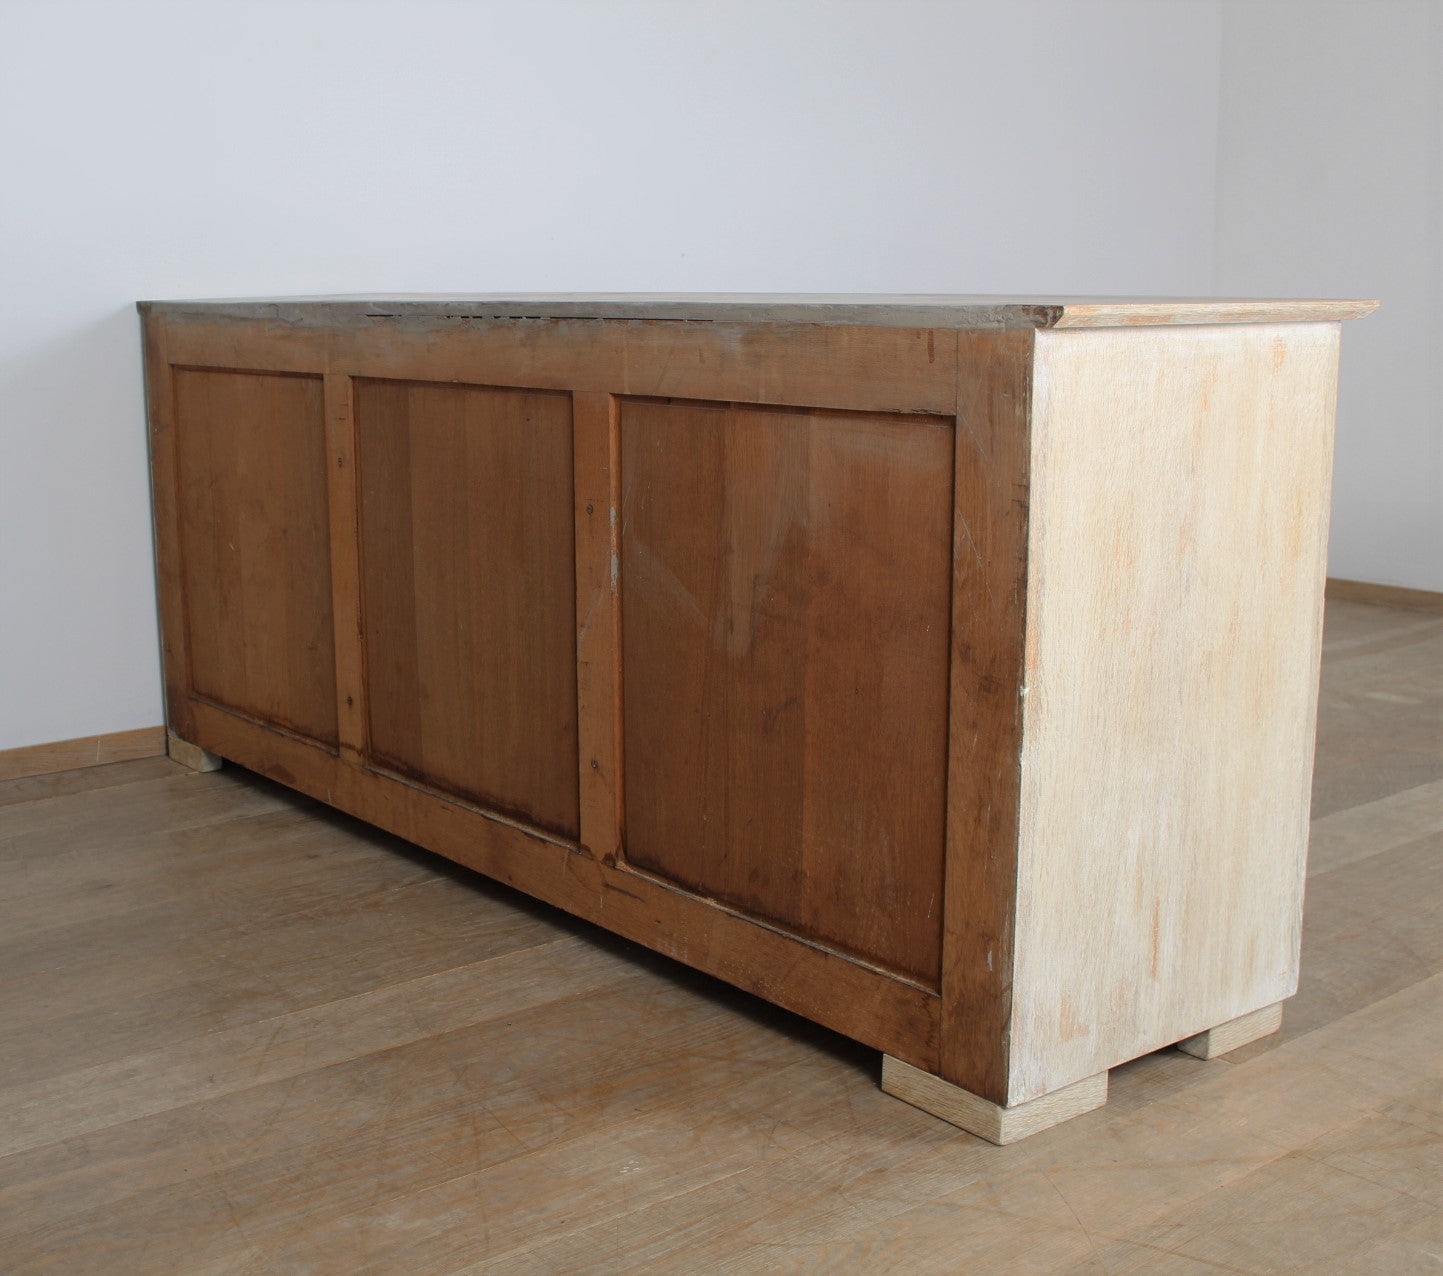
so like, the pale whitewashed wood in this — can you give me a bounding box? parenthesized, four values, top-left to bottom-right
(1007, 323, 1342, 1105)
(1050, 299, 1378, 328)
(1177, 1002, 1285, 1060)
(881, 1055, 1107, 1145)
(166, 731, 222, 773)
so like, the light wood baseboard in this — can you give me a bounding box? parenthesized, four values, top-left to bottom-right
(1326, 577, 1443, 614)
(0, 726, 167, 782)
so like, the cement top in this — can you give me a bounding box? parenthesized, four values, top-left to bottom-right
(138, 293, 1379, 330)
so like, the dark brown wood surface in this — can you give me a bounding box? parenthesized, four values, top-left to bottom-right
(172, 368, 338, 746)
(183, 697, 942, 1067)
(323, 372, 367, 765)
(160, 318, 960, 416)
(142, 313, 194, 740)
(354, 379, 580, 839)
(572, 391, 624, 863)
(940, 329, 1036, 1101)
(618, 397, 954, 984)
(145, 313, 963, 1074)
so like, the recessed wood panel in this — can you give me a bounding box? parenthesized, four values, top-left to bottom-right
(172, 368, 338, 745)
(356, 380, 579, 839)
(620, 398, 953, 983)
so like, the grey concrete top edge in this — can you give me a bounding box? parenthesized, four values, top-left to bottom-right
(135, 293, 1380, 329)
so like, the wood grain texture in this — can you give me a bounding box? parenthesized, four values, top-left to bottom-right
(178, 698, 942, 1067)
(1176, 1002, 1285, 1060)
(0, 756, 177, 811)
(355, 379, 580, 839)
(141, 311, 195, 739)
(147, 313, 956, 1066)
(1007, 323, 1343, 1103)
(0, 597, 1434, 1272)
(139, 302, 1374, 1142)
(1050, 299, 1379, 328)
(881, 1055, 1107, 1144)
(1326, 577, 1443, 614)
(939, 328, 1035, 1102)
(160, 317, 329, 375)
(619, 397, 954, 984)
(0, 728, 166, 782)
(162, 317, 960, 416)
(572, 392, 622, 863)
(323, 373, 366, 763)
(172, 368, 338, 746)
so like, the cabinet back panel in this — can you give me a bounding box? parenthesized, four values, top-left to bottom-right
(172, 368, 338, 745)
(619, 398, 953, 984)
(355, 380, 580, 839)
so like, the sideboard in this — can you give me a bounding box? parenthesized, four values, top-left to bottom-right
(139, 293, 1376, 1142)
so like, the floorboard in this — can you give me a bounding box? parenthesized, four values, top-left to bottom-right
(0, 598, 1438, 1272)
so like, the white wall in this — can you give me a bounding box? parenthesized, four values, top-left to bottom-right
(1216, 0, 1442, 591)
(3, 0, 1228, 751)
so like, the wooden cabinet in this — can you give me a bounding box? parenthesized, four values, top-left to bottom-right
(141, 293, 1374, 1142)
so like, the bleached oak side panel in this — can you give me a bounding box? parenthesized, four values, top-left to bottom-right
(1008, 323, 1341, 1104)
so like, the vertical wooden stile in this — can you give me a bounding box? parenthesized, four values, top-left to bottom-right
(324, 369, 366, 763)
(141, 310, 196, 741)
(939, 328, 1036, 1104)
(573, 390, 622, 863)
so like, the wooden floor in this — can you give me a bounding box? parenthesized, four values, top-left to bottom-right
(1, 598, 1438, 1273)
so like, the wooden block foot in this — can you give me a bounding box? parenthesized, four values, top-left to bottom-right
(167, 731, 222, 773)
(1176, 1001, 1283, 1060)
(881, 1056, 1108, 1145)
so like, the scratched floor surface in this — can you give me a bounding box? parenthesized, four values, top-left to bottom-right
(0, 597, 1438, 1273)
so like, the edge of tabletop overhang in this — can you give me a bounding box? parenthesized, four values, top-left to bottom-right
(134, 294, 1382, 329)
